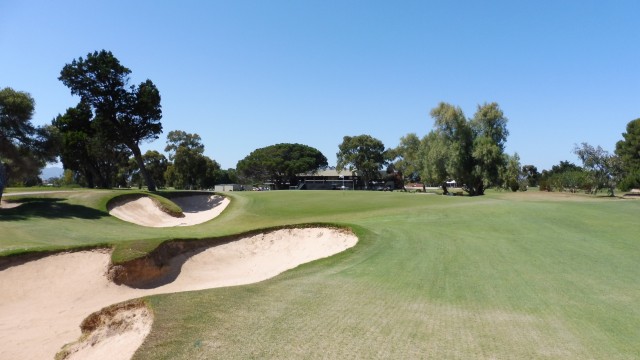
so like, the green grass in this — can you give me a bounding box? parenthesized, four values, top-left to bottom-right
(1, 189, 639, 358)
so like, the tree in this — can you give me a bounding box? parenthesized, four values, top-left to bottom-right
(336, 135, 387, 189)
(215, 168, 239, 185)
(128, 150, 168, 189)
(142, 150, 169, 188)
(164, 130, 219, 189)
(573, 142, 620, 196)
(615, 118, 640, 191)
(165, 130, 203, 189)
(238, 143, 328, 189)
(198, 156, 221, 189)
(59, 50, 162, 191)
(420, 131, 448, 190)
(390, 133, 422, 183)
(422, 103, 473, 194)
(522, 165, 540, 187)
(53, 102, 130, 188)
(539, 161, 587, 192)
(501, 153, 526, 192)
(470, 102, 509, 192)
(383, 163, 406, 191)
(1, 87, 56, 203)
(164, 130, 204, 160)
(420, 102, 510, 196)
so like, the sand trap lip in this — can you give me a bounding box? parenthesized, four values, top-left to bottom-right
(59, 300, 152, 360)
(0, 200, 22, 209)
(108, 194, 229, 227)
(0, 227, 357, 360)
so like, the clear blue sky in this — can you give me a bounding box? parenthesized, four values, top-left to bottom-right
(1, 1, 638, 171)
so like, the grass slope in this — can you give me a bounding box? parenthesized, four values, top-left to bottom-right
(136, 191, 639, 359)
(2, 189, 639, 358)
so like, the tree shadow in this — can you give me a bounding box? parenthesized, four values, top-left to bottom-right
(0, 197, 108, 221)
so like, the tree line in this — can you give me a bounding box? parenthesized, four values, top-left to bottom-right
(2, 49, 640, 202)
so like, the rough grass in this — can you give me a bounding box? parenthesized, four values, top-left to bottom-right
(1, 189, 639, 358)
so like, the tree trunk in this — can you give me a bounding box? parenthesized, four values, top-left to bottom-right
(129, 143, 156, 191)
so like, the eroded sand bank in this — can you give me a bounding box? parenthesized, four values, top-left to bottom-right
(0, 228, 358, 360)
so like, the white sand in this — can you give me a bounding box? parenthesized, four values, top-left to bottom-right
(62, 304, 152, 360)
(0, 199, 21, 209)
(108, 194, 230, 227)
(0, 228, 357, 360)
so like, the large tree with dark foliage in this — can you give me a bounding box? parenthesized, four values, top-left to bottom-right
(59, 50, 162, 191)
(337, 135, 387, 189)
(53, 102, 130, 188)
(522, 165, 540, 187)
(238, 143, 328, 189)
(0, 87, 57, 203)
(615, 118, 640, 191)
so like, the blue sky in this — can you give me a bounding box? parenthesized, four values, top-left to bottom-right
(1, 1, 638, 171)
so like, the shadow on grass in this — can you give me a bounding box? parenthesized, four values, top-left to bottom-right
(0, 197, 108, 221)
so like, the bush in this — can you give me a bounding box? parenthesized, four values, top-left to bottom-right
(618, 169, 640, 191)
(546, 170, 591, 193)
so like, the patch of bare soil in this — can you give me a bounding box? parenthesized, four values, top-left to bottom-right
(499, 190, 618, 202)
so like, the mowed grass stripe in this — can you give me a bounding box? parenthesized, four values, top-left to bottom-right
(2, 189, 639, 358)
(131, 192, 639, 359)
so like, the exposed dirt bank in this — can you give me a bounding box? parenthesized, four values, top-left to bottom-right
(57, 300, 152, 360)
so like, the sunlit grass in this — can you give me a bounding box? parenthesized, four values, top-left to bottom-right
(1, 189, 639, 358)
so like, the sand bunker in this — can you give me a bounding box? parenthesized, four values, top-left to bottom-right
(0, 199, 22, 209)
(108, 194, 229, 227)
(0, 228, 357, 360)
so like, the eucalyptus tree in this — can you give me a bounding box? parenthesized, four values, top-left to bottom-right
(390, 133, 422, 182)
(420, 102, 510, 195)
(470, 102, 509, 191)
(421, 103, 474, 194)
(164, 130, 218, 189)
(128, 150, 168, 189)
(164, 130, 205, 160)
(336, 135, 387, 189)
(502, 153, 524, 192)
(574, 142, 620, 196)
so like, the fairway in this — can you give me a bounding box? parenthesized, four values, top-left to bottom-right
(1, 190, 639, 359)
